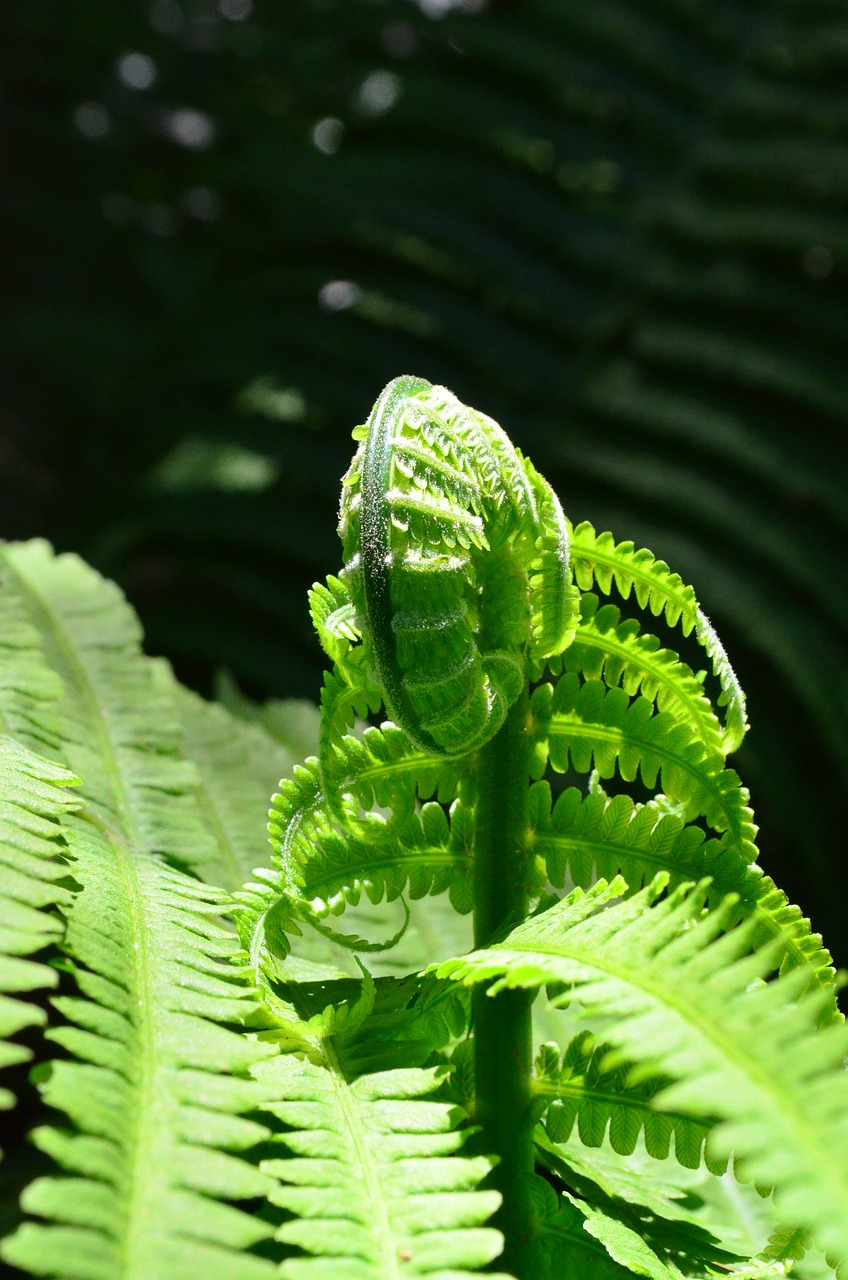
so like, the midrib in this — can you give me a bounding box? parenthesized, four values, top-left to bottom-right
(322, 1038, 401, 1280)
(113, 849, 162, 1280)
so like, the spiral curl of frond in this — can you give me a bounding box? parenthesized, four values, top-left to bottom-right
(326, 375, 575, 758)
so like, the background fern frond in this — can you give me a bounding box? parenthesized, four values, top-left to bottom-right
(0, 738, 77, 1141)
(436, 878, 848, 1265)
(170, 675, 298, 891)
(2, 817, 278, 1280)
(0, 541, 220, 880)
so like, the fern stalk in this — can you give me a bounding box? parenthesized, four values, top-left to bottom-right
(472, 687, 534, 1276)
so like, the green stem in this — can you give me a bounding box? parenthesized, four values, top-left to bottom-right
(472, 686, 534, 1278)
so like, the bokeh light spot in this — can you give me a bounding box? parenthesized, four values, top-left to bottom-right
(117, 52, 157, 91)
(74, 102, 111, 139)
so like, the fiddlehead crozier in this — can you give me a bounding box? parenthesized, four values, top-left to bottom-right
(318, 374, 577, 759)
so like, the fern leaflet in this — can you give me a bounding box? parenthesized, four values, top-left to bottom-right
(0, 738, 77, 1132)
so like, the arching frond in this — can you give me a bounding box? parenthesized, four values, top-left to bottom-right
(568, 523, 748, 751)
(0, 569, 63, 757)
(527, 783, 839, 1018)
(0, 541, 219, 879)
(436, 877, 848, 1266)
(545, 594, 724, 757)
(531, 675, 756, 858)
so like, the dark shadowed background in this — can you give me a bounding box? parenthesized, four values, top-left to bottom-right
(1, 0, 846, 961)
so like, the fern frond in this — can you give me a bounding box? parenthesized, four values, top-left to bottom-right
(309, 574, 360, 666)
(301, 799, 475, 917)
(547, 594, 724, 757)
(531, 675, 757, 858)
(0, 738, 76, 1129)
(0, 541, 220, 879)
(239, 750, 474, 976)
(568, 522, 748, 751)
(333, 722, 469, 811)
(1, 816, 278, 1280)
(533, 1032, 725, 1175)
(336, 377, 573, 758)
(529, 1175, 634, 1280)
(436, 877, 848, 1265)
(527, 783, 839, 1017)
(171, 675, 297, 891)
(255, 1049, 507, 1280)
(564, 1189, 770, 1280)
(569, 522, 699, 631)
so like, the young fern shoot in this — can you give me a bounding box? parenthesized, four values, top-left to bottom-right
(240, 376, 845, 1279)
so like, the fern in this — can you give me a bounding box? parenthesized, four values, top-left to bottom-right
(1, 375, 845, 1280)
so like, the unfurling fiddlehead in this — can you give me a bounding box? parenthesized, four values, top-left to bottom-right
(315, 374, 577, 761)
(232, 374, 845, 1280)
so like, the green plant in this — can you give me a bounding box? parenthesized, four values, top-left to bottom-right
(0, 376, 845, 1280)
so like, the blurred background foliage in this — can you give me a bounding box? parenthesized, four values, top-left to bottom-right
(1, 0, 846, 959)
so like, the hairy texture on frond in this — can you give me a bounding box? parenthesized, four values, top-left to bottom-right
(533, 1033, 725, 1175)
(328, 722, 469, 813)
(1, 818, 277, 1280)
(309, 575, 360, 667)
(521, 455, 578, 660)
(436, 877, 848, 1265)
(0, 542, 220, 879)
(544, 594, 724, 757)
(334, 376, 574, 758)
(568, 522, 748, 751)
(256, 1051, 507, 1280)
(171, 676, 298, 891)
(531, 675, 757, 859)
(0, 738, 77, 1130)
(528, 783, 839, 1018)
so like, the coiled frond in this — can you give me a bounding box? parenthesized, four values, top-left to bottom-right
(333, 376, 575, 758)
